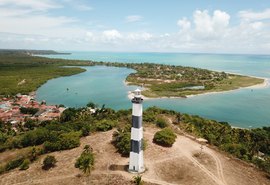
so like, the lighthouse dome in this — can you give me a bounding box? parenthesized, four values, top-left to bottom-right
(134, 89, 141, 98)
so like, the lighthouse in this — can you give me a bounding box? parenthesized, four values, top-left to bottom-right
(129, 89, 145, 173)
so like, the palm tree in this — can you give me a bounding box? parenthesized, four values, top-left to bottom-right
(81, 158, 92, 175)
(133, 175, 143, 185)
(75, 145, 94, 184)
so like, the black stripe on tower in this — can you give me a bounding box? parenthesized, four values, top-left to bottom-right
(132, 115, 142, 128)
(130, 139, 143, 154)
(132, 97, 143, 104)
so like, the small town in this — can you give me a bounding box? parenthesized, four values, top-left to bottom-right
(0, 93, 66, 127)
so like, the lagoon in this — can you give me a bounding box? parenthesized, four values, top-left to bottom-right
(36, 52, 270, 128)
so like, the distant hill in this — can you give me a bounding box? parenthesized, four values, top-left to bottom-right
(0, 49, 70, 55)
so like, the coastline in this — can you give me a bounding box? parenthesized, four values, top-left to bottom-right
(126, 77, 269, 100)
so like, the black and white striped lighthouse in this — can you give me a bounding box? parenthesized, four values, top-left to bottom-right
(129, 89, 144, 173)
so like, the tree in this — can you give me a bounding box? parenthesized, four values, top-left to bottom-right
(24, 120, 37, 130)
(153, 128, 177, 147)
(75, 145, 94, 177)
(60, 108, 77, 122)
(20, 107, 39, 115)
(111, 130, 131, 156)
(42, 155, 57, 170)
(86, 101, 97, 109)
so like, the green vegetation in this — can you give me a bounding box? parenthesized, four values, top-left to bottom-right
(133, 175, 144, 185)
(42, 155, 57, 170)
(20, 107, 39, 115)
(126, 64, 263, 98)
(153, 128, 177, 147)
(43, 131, 80, 152)
(112, 125, 147, 156)
(75, 145, 95, 175)
(112, 127, 132, 156)
(5, 156, 25, 171)
(0, 51, 263, 97)
(19, 159, 30, 170)
(96, 119, 117, 131)
(0, 53, 86, 95)
(156, 118, 168, 128)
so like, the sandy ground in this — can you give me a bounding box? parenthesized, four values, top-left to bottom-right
(0, 126, 269, 185)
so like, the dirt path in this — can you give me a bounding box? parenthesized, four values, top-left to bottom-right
(169, 119, 227, 185)
(207, 149, 227, 184)
(174, 136, 225, 185)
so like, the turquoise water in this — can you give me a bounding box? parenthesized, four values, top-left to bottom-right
(36, 52, 270, 128)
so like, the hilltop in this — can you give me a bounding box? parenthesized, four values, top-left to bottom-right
(0, 112, 269, 185)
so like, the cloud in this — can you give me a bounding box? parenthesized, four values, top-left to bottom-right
(127, 32, 153, 41)
(193, 10, 230, 38)
(125, 15, 143, 23)
(177, 17, 191, 30)
(0, 0, 78, 37)
(61, 0, 93, 11)
(239, 9, 270, 21)
(0, 0, 60, 11)
(0, 4, 269, 54)
(75, 4, 92, 11)
(102, 29, 122, 41)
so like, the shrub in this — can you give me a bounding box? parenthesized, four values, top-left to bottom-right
(112, 130, 131, 156)
(156, 118, 168, 128)
(153, 128, 177, 147)
(5, 156, 25, 171)
(44, 131, 80, 152)
(19, 159, 30, 170)
(42, 155, 57, 170)
(96, 120, 116, 132)
(112, 128, 147, 156)
(28, 146, 43, 161)
(0, 165, 5, 174)
(81, 125, 90, 136)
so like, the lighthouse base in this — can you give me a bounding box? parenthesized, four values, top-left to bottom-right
(128, 151, 144, 173)
(128, 166, 146, 174)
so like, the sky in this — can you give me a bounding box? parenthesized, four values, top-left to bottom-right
(0, 0, 270, 54)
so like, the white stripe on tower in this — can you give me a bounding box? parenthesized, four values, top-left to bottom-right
(129, 89, 144, 173)
(132, 103, 142, 116)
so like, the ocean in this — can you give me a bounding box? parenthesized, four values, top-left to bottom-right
(36, 52, 270, 128)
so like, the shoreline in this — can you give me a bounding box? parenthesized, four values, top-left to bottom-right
(126, 77, 269, 100)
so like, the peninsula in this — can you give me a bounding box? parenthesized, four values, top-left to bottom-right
(0, 50, 264, 98)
